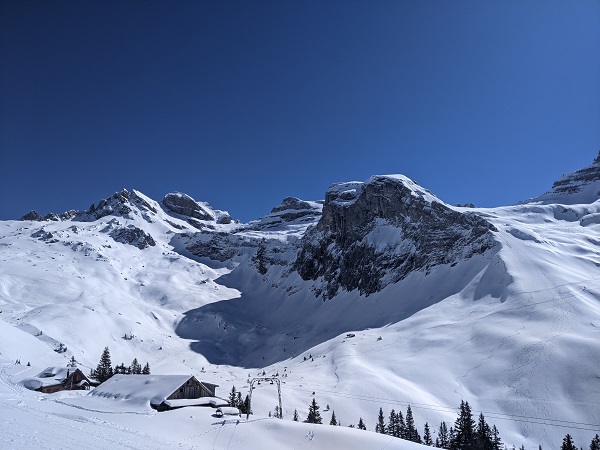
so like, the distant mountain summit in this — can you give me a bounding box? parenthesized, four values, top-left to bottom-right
(295, 175, 497, 298)
(524, 150, 600, 205)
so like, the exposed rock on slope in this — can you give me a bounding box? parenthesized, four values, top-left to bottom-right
(162, 192, 232, 224)
(109, 225, 156, 249)
(295, 175, 498, 299)
(525, 150, 600, 205)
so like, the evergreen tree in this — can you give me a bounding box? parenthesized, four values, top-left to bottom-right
(491, 425, 502, 450)
(397, 410, 407, 439)
(357, 417, 366, 430)
(386, 409, 397, 436)
(114, 363, 127, 374)
(406, 405, 421, 443)
(242, 395, 250, 415)
(293, 409, 299, 422)
(253, 241, 268, 275)
(130, 358, 142, 374)
(67, 356, 77, 368)
(330, 410, 338, 426)
(236, 392, 243, 409)
(451, 401, 476, 450)
(228, 386, 238, 407)
(375, 407, 386, 434)
(307, 398, 322, 424)
(590, 435, 600, 450)
(92, 347, 113, 383)
(561, 434, 577, 450)
(437, 421, 450, 449)
(142, 362, 150, 375)
(475, 413, 494, 450)
(423, 422, 433, 446)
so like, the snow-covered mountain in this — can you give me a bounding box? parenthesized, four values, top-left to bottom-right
(1, 152, 599, 449)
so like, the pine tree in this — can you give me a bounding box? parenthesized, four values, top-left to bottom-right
(67, 356, 77, 368)
(423, 422, 433, 446)
(561, 434, 577, 450)
(406, 405, 421, 443)
(451, 401, 476, 450)
(375, 407, 386, 434)
(253, 241, 268, 275)
(491, 425, 502, 450)
(590, 435, 600, 450)
(475, 413, 493, 450)
(236, 392, 243, 409)
(386, 409, 397, 436)
(242, 395, 250, 415)
(130, 358, 141, 374)
(330, 410, 338, 426)
(397, 410, 407, 439)
(228, 386, 238, 407)
(357, 417, 366, 430)
(307, 398, 322, 424)
(437, 421, 450, 449)
(92, 347, 113, 383)
(293, 409, 299, 422)
(142, 362, 150, 375)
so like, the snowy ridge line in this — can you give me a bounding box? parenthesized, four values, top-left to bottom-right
(283, 386, 600, 431)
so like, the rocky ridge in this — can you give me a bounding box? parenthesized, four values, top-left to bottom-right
(525, 150, 600, 205)
(294, 175, 498, 299)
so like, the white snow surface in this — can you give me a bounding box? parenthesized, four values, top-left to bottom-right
(1, 180, 600, 449)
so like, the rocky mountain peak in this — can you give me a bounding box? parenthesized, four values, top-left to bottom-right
(162, 192, 232, 225)
(296, 174, 497, 299)
(524, 150, 600, 205)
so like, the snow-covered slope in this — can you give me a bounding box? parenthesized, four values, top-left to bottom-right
(1, 154, 600, 449)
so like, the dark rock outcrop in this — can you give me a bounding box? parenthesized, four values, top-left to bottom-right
(525, 150, 600, 205)
(109, 225, 156, 249)
(294, 175, 497, 299)
(21, 211, 43, 221)
(162, 193, 214, 221)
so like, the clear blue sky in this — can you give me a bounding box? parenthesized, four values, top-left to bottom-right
(1, 1, 599, 221)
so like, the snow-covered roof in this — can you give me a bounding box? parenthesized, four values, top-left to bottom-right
(89, 374, 203, 406)
(21, 366, 80, 390)
(215, 407, 241, 416)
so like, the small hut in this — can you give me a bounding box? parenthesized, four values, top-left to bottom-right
(22, 367, 91, 393)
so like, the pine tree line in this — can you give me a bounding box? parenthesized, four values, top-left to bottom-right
(89, 347, 150, 383)
(227, 386, 250, 415)
(561, 433, 599, 450)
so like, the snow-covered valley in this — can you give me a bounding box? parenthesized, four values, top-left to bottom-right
(1, 154, 599, 449)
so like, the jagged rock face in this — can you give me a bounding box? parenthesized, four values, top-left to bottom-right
(162, 192, 232, 224)
(162, 193, 214, 221)
(109, 225, 156, 249)
(295, 175, 498, 299)
(547, 152, 600, 195)
(269, 197, 323, 223)
(526, 151, 600, 205)
(21, 210, 78, 222)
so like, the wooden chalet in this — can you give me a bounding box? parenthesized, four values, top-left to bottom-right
(90, 374, 222, 411)
(22, 367, 91, 393)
